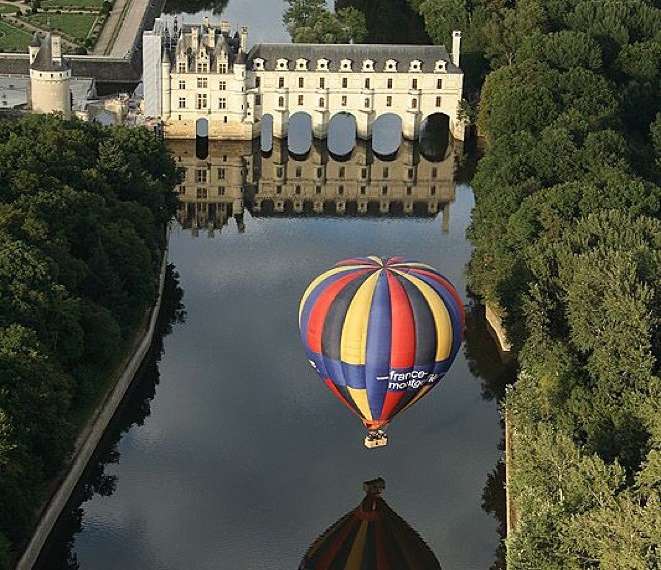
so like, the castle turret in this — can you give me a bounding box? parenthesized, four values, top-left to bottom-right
(29, 33, 40, 64)
(239, 26, 248, 52)
(161, 48, 171, 118)
(29, 32, 71, 119)
(451, 30, 461, 67)
(191, 26, 199, 50)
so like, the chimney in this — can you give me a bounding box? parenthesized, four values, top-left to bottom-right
(220, 20, 230, 34)
(451, 30, 461, 67)
(202, 16, 209, 28)
(240, 26, 248, 52)
(191, 26, 198, 50)
(207, 25, 215, 48)
(51, 33, 62, 64)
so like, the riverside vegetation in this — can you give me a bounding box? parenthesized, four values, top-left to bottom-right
(0, 115, 179, 567)
(288, 0, 660, 566)
(409, 0, 660, 566)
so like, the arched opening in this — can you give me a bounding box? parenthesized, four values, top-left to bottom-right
(288, 112, 312, 159)
(260, 114, 273, 155)
(419, 113, 451, 162)
(371, 114, 402, 159)
(195, 117, 208, 159)
(328, 112, 356, 160)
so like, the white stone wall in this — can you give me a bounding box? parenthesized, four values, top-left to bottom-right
(143, 30, 163, 117)
(30, 69, 72, 119)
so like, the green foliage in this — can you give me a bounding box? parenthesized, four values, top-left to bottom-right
(284, 0, 367, 43)
(452, 0, 661, 564)
(0, 532, 9, 570)
(0, 115, 178, 552)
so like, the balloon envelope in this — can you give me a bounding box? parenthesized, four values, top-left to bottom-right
(299, 256, 463, 430)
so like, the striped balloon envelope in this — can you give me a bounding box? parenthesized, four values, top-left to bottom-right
(298, 256, 463, 440)
(299, 478, 442, 570)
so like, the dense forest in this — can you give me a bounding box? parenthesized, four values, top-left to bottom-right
(406, 0, 660, 566)
(0, 116, 179, 567)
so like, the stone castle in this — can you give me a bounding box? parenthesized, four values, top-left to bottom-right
(143, 17, 464, 141)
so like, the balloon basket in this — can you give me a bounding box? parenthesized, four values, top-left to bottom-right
(364, 432, 388, 449)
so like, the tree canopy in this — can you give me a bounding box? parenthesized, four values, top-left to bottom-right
(0, 115, 179, 566)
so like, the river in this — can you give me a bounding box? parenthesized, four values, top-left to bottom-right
(35, 1, 509, 568)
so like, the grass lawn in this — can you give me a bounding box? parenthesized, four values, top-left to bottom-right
(27, 11, 97, 42)
(0, 3, 19, 13)
(0, 19, 32, 51)
(42, 0, 104, 8)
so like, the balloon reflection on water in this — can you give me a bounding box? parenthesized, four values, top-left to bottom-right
(300, 478, 442, 570)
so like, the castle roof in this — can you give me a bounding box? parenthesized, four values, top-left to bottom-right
(30, 33, 69, 72)
(247, 43, 461, 73)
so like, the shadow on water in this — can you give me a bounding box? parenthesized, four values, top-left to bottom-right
(300, 478, 442, 569)
(34, 266, 186, 570)
(163, 0, 227, 14)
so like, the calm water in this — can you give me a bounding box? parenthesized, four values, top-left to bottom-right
(36, 1, 510, 568)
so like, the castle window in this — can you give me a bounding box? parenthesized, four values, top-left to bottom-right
(338, 185, 344, 195)
(278, 96, 285, 107)
(339, 167, 345, 178)
(218, 186, 225, 196)
(364, 78, 370, 89)
(361, 168, 367, 179)
(382, 186, 388, 195)
(298, 77, 304, 88)
(406, 187, 412, 195)
(408, 168, 414, 179)
(383, 167, 389, 178)
(364, 98, 370, 108)
(431, 167, 437, 178)
(436, 96, 441, 107)
(340, 59, 352, 71)
(435, 60, 447, 73)
(296, 58, 308, 70)
(276, 166, 284, 177)
(411, 98, 417, 109)
(219, 80, 226, 90)
(298, 94, 304, 105)
(412, 78, 418, 89)
(362, 59, 374, 72)
(278, 76, 285, 88)
(360, 185, 366, 194)
(277, 58, 289, 70)
(218, 167, 226, 179)
(430, 186, 436, 195)
(295, 185, 301, 194)
(219, 63, 227, 73)
(409, 60, 422, 72)
(178, 62, 186, 72)
(341, 95, 347, 106)
(179, 80, 186, 89)
(386, 95, 392, 107)
(196, 93, 207, 109)
(253, 58, 265, 71)
(197, 77, 208, 88)
(178, 97, 186, 108)
(255, 94, 262, 105)
(224, 116, 228, 123)
(319, 97, 325, 107)
(319, 77, 325, 89)
(437, 78, 443, 89)
(342, 77, 348, 88)
(196, 63, 208, 73)
(295, 166, 302, 177)
(218, 97, 227, 109)
(387, 78, 393, 89)
(255, 77, 261, 87)
(316, 167, 323, 178)
(316, 186, 322, 194)
(276, 185, 283, 194)
(385, 59, 397, 71)
(195, 169, 207, 183)
(196, 188, 207, 199)
(316, 59, 329, 71)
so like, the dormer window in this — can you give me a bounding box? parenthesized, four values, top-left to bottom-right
(253, 58, 265, 71)
(316, 58, 329, 71)
(276, 58, 289, 70)
(385, 59, 397, 72)
(362, 59, 374, 72)
(435, 60, 447, 72)
(409, 59, 422, 72)
(296, 58, 308, 70)
(340, 59, 352, 71)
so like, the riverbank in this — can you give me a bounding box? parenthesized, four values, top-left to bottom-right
(15, 244, 169, 570)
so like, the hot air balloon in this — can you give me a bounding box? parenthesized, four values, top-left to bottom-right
(299, 478, 442, 570)
(299, 256, 464, 448)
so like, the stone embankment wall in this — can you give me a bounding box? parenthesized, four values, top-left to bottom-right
(16, 249, 168, 570)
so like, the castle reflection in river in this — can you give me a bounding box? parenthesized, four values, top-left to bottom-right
(169, 136, 457, 237)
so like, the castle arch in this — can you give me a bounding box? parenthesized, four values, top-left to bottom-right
(372, 114, 402, 159)
(288, 111, 312, 158)
(328, 112, 356, 160)
(419, 113, 451, 162)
